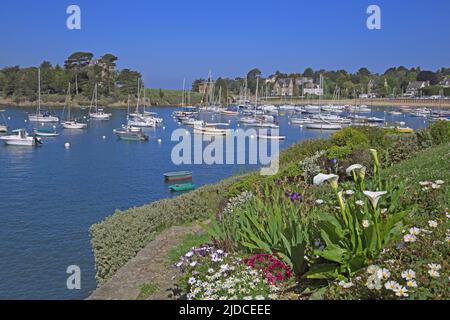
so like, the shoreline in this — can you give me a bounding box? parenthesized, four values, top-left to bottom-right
(2, 97, 450, 109)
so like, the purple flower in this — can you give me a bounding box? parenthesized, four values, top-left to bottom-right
(290, 192, 302, 202)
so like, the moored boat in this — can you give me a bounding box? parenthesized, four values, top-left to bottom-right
(164, 171, 193, 182)
(0, 129, 42, 146)
(169, 182, 196, 192)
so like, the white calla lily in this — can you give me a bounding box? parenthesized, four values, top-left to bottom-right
(313, 174, 339, 190)
(363, 191, 388, 209)
(346, 164, 364, 176)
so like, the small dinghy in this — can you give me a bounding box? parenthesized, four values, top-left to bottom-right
(164, 171, 193, 182)
(169, 182, 196, 192)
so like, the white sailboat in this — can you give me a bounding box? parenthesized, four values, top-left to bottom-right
(28, 69, 59, 123)
(0, 129, 42, 146)
(33, 69, 59, 137)
(62, 83, 87, 129)
(89, 83, 112, 120)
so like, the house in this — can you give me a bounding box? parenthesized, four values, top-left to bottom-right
(295, 77, 313, 86)
(265, 75, 277, 84)
(197, 80, 215, 95)
(440, 77, 450, 88)
(404, 81, 430, 97)
(272, 78, 294, 96)
(302, 82, 323, 96)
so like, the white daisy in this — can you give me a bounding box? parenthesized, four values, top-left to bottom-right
(427, 263, 442, 271)
(384, 281, 399, 291)
(403, 234, 417, 243)
(409, 227, 421, 236)
(393, 286, 409, 297)
(401, 269, 416, 280)
(376, 268, 391, 281)
(406, 280, 417, 288)
(428, 269, 440, 278)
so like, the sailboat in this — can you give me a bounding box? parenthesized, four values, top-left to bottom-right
(89, 83, 112, 120)
(62, 83, 87, 129)
(0, 110, 8, 133)
(128, 79, 156, 127)
(28, 69, 60, 123)
(33, 69, 59, 137)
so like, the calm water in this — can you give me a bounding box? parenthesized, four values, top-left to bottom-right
(0, 106, 428, 299)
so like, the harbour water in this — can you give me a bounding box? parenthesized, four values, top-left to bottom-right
(0, 106, 429, 299)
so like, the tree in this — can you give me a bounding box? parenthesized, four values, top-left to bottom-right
(417, 71, 439, 85)
(303, 68, 314, 78)
(246, 68, 262, 94)
(64, 52, 94, 69)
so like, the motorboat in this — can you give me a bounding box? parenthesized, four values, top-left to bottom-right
(113, 128, 149, 141)
(0, 129, 42, 146)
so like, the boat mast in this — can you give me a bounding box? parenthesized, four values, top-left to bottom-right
(37, 68, 41, 119)
(67, 83, 71, 121)
(136, 78, 141, 115)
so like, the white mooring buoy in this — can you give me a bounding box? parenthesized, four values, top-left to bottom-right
(157, 138, 162, 144)
(102, 135, 106, 140)
(64, 142, 71, 149)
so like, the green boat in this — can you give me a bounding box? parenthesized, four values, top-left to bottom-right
(169, 182, 196, 192)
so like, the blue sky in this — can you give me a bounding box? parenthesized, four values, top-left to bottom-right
(0, 0, 449, 88)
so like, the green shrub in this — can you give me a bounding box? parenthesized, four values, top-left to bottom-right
(331, 128, 370, 149)
(383, 134, 418, 167)
(415, 128, 434, 149)
(90, 176, 241, 284)
(430, 120, 450, 145)
(327, 145, 354, 160)
(205, 185, 311, 275)
(306, 150, 409, 280)
(279, 138, 332, 166)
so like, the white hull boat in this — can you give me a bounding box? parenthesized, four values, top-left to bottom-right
(306, 123, 342, 130)
(193, 126, 229, 136)
(28, 114, 59, 123)
(63, 121, 87, 129)
(0, 129, 42, 146)
(182, 119, 204, 127)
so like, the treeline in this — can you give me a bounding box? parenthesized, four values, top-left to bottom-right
(0, 52, 143, 103)
(193, 67, 450, 99)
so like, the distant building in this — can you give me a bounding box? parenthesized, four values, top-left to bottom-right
(295, 77, 313, 86)
(440, 77, 450, 88)
(265, 75, 277, 84)
(197, 80, 215, 95)
(404, 81, 430, 97)
(272, 78, 294, 96)
(302, 82, 323, 96)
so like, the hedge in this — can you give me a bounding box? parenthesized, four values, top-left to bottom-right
(90, 176, 241, 284)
